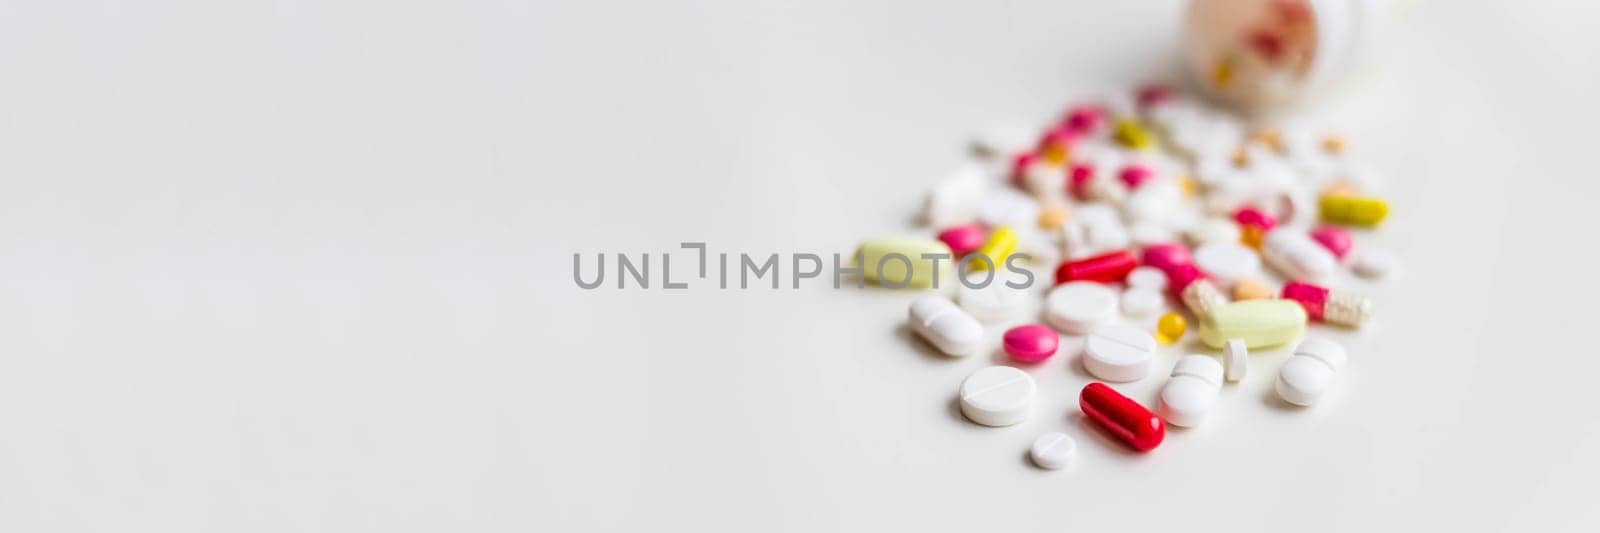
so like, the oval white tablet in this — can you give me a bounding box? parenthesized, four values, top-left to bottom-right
(1352, 248, 1398, 280)
(1046, 282, 1119, 334)
(1275, 337, 1347, 407)
(1120, 288, 1164, 318)
(959, 366, 1037, 427)
(908, 295, 983, 357)
(1082, 323, 1156, 382)
(1194, 242, 1261, 286)
(1029, 432, 1076, 470)
(1158, 355, 1224, 427)
(1125, 266, 1168, 291)
(1223, 338, 1248, 383)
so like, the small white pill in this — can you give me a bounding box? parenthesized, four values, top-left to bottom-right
(958, 271, 1030, 323)
(1186, 217, 1242, 247)
(908, 295, 983, 357)
(1352, 248, 1398, 280)
(1223, 338, 1248, 383)
(1158, 355, 1224, 427)
(1126, 266, 1168, 290)
(1194, 242, 1261, 287)
(1029, 432, 1076, 470)
(959, 366, 1036, 427)
(1045, 282, 1119, 334)
(1276, 337, 1347, 407)
(1120, 288, 1164, 318)
(1082, 323, 1156, 382)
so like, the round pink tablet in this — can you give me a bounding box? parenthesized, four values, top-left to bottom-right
(1310, 225, 1353, 259)
(1003, 324, 1060, 363)
(937, 224, 988, 258)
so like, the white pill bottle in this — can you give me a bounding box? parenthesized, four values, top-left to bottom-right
(1183, 0, 1400, 110)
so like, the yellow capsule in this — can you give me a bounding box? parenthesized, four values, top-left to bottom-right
(1155, 312, 1187, 345)
(969, 226, 1018, 271)
(1198, 299, 1307, 349)
(1113, 118, 1153, 151)
(1320, 195, 1389, 227)
(853, 236, 952, 288)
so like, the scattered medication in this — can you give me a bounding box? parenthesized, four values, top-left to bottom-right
(1158, 355, 1224, 427)
(1276, 337, 1346, 407)
(855, 237, 953, 288)
(908, 295, 983, 356)
(1083, 323, 1157, 382)
(1198, 299, 1307, 349)
(1054, 249, 1139, 285)
(1080, 382, 1164, 452)
(1004, 324, 1061, 363)
(937, 225, 987, 258)
(960, 366, 1038, 426)
(1194, 242, 1262, 287)
(1309, 226, 1353, 259)
(1187, 217, 1242, 246)
(1170, 264, 1228, 317)
(1223, 338, 1248, 382)
(1320, 195, 1389, 227)
(1029, 432, 1077, 470)
(1281, 281, 1372, 328)
(1155, 312, 1187, 344)
(969, 226, 1019, 271)
(1046, 281, 1120, 334)
(1233, 205, 1278, 232)
(1262, 229, 1337, 281)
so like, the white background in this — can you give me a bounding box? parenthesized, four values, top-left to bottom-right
(2, 1, 1598, 531)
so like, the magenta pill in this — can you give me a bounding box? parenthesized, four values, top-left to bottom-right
(1310, 225, 1353, 259)
(937, 225, 988, 258)
(1003, 324, 1060, 363)
(1141, 243, 1193, 273)
(1119, 164, 1153, 190)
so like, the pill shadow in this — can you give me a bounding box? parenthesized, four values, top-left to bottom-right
(1259, 385, 1302, 411)
(1067, 350, 1096, 380)
(946, 396, 974, 426)
(895, 324, 952, 362)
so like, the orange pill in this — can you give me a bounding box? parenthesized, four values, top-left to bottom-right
(1233, 278, 1272, 300)
(1038, 205, 1071, 231)
(1240, 225, 1266, 251)
(1321, 134, 1346, 155)
(1320, 181, 1357, 200)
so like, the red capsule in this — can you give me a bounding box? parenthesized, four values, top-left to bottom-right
(1233, 206, 1278, 232)
(1282, 281, 1372, 328)
(1080, 382, 1164, 452)
(1054, 249, 1138, 285)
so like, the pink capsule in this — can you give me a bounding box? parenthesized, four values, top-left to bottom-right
(1233, 206, 1278, 232)
(1062, 104, 1105, 134)
(937, 225, 988, 258)
(1010, 152, 1038, 187)
(1141, 243, 1193, 275)
(1003, 324, 1060, 363)
(1119, 165, 1153, 190)
(1310, 226, 1353, 259)
(1282, 281, 1372, 328)
(1068, 163, 1095, 199)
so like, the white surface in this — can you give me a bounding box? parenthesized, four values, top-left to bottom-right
(4, 1, 1600, 531)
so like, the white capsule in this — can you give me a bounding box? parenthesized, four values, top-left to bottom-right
(907, 295, 983, 357)
(1158, 355, 1224, 427)
(1186, 217, 1242, 247)
(1029, 432, 1076, 470)
(1194, 242, 1262, 288)
(1120, 288, 1165, 318)
(957, 271, 1030, 323)
(959, 366, 1036, 427)
(1045, 282, 1119, 334)
(977, 187, 1040, 230)
(1223, 338, 1248, 383)
(1276, 337, 1347, 407)
(921, 166, 992, 227)
(1082, 323, 1156, 382)
(1262, 229, 1337, 282)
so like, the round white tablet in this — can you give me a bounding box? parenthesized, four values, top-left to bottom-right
(1352, 248, 1398, 280)
(1120, 288, 1164, 318)
(1082, 323, 1156, 382)
(1194, 242, 1261, 286)
(1125, 266, 1168, 291)
(1223, 338, 1248, 383)
(1045, 282, 1119, 334)
(959, 366, 1037, 427)
(1158, 355, 1224, 427)
(1029, 432, 1076, 470)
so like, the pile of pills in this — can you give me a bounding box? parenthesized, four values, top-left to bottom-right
(857, 83, 1396, 469)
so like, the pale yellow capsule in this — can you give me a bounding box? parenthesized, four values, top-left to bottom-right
(1155, 312, 1186, 345)
(1320, 195, 1389, 227)
(1198, 300, 1307, 349)
(969, 226, 1018, 271)
(853, 236, 952, 288)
